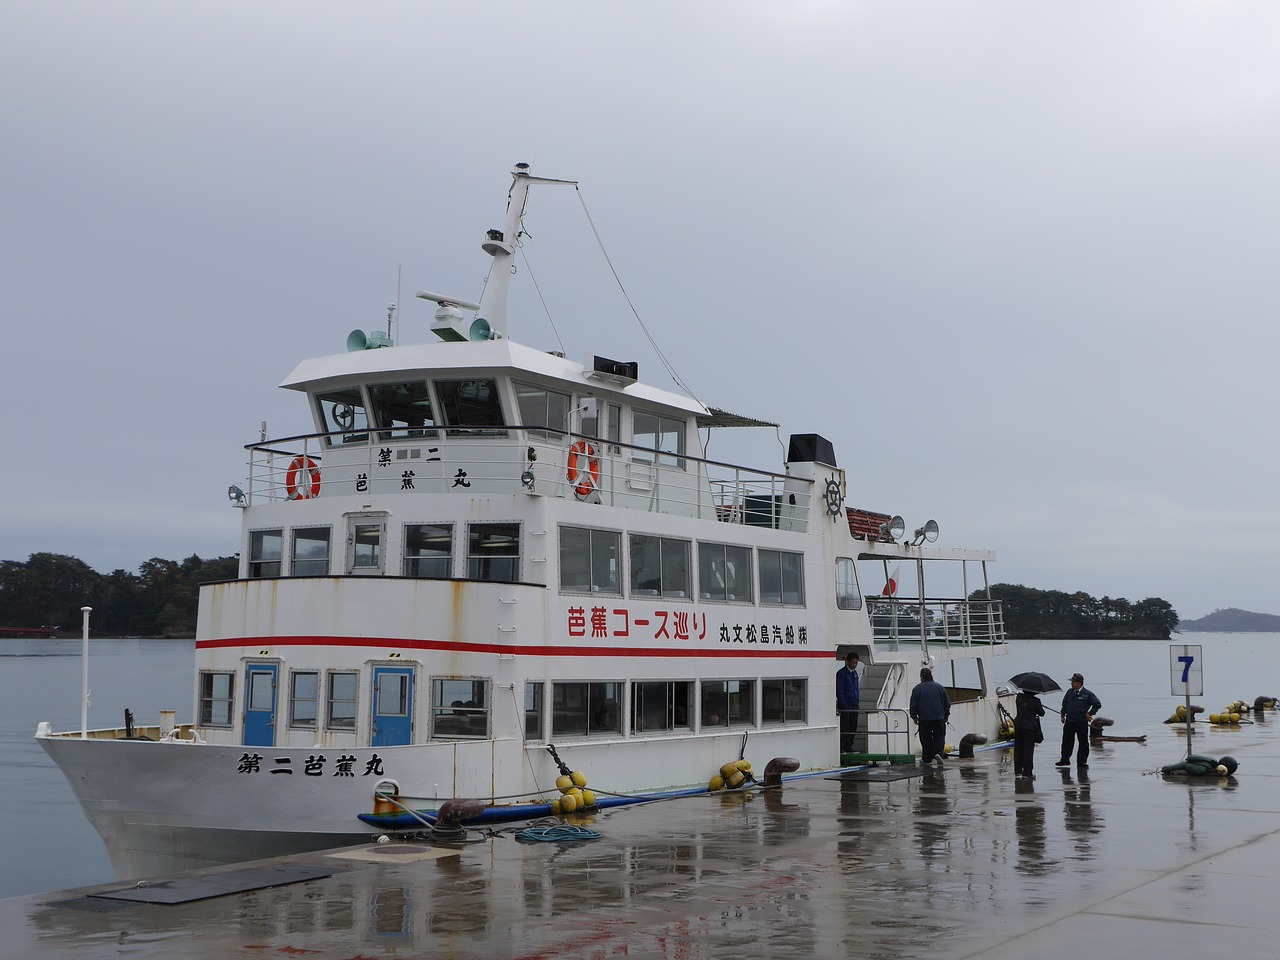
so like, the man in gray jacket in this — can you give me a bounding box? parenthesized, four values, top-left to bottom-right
(909, 667, 950, 766)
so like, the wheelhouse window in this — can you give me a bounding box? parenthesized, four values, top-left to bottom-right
(629, 534, 691, 598)
(632, 411, 686, 468)
(514, 382, 571, 440)
(249, 529, 282, 578)
(559, 526, 621, 595)
(582, 399, 622, 453)
(552, 681, 621, 737)
(759, 549, 805, 605)
(289, 671, 318, 729)
(316, 388, 369, 445)
(199, 671, 234, 727)
(835, 557, 862, 610)
(762, 678, 807, 724)
(431, 678, 490, 738)
(403, 523, 453, 578)
(327, 672, 358, 730)
(436, 379, 506, 436)
(525, 681, 545, 740)
(630, 680, 692, 734)
(291, 527, 331, 577)
(698, 542, 753, 602)
(369, 380, 438, 440)
(468, 523, 519, 581)
(701, 679, 755, 728)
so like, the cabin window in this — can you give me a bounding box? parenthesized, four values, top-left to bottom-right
(581, 399, 622, 452)
(632, 411, 686, 468)
(403, 523, 453, 578)
(198, 671, 234, 727)
(698, 542, 753, 602)
(629, 534, 691, 598)
(630, 680, 693, 734)
(316, 388, 369, 446)
(759, 549, 805, 605)
(248, 529, 283, 578)
(327, 672, 358, 730)
(762, 678, 807, 724)
(468, 523, 520, 581)
(559, 526, 621, 595)
(289, 671, 318, 728)
(431, 678, 490, 738)
(701, 679, 755, 728)
(291, 527, 331, 577)
(515, 382, 571, 440)
(552, 681, 622, 737)
(835, 557, 862, 610)
(436, 379, 507, 436)
(525, 681, 545, 740)
(368, 380, 438, 440)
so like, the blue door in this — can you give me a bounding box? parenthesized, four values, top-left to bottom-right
(372, 666, 414, 747)
(243, 663, 278, 747)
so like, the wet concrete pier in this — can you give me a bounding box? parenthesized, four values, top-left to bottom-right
(4, 720, 1280, 959)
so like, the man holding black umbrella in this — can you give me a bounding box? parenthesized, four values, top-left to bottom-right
(1056, 673, 1102, 768)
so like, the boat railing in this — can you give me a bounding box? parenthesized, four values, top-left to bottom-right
(243, 427, 812, 529)
(858, 707, 914, 758)
(868, 597, 1006, 650)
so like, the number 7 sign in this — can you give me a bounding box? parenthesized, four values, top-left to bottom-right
(1170, 644, 1203, 697)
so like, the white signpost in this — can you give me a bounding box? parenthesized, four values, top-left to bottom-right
(1170, 644, 1203, 755)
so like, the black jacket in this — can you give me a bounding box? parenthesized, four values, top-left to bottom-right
(1013, 692, 1045, 731)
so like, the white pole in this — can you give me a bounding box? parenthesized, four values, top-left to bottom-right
(80, 606, 92, 739)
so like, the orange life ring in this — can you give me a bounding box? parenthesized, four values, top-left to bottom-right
(566, 440, 599, 498)
(285, 456, 321, 499)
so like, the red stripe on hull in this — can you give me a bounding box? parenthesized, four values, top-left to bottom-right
(195, 635, 833, 658)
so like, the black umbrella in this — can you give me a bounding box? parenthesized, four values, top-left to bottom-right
(1009, 671, 1061, 693)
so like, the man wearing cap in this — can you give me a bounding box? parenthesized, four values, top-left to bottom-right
(1056, 673, 1102, 768)
(837, 652, 861, 754)
(909, 667, 950, 766)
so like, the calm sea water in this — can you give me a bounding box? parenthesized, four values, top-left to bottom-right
(0, 633, 1273, 900)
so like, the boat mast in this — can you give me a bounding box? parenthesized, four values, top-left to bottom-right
(474, 162, 577, 338)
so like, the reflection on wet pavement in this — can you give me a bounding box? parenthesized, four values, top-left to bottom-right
(7, 724, 1280, 959)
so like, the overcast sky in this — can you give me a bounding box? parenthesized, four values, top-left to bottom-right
(3, 2, 1277, 621)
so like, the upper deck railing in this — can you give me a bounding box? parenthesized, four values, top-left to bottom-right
(244, 426, 815, 530)
(868, 597, 1007, 650)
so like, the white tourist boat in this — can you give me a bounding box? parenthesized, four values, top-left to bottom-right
(38, 164, 1012, 880)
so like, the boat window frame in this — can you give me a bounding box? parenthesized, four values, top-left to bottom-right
(326, 670, 359, 731)
(248, 528, 283, 579)
(700, 679, 756, 728)
(551, 680, 622, 738)
(759, 548, 805, 606)
(629, 679, 693, 734)
(525, 681, 545, 741)
(291, 526, 332, 577)
(198, 670, 235, 728)
(367, 379, 440, 441)
(288, 670, 319, 729)
(628, 533, 692, 599)
(835, 556, 862, 610)
(514, 379, 572, 440)
(697, 541, 754, 603)
(430, 677, 492, 739)
(315, 387, 371, 447)
(467, 521, 520, 582)
(346, 514, 387, 575)
(558, 525, 622, 596)
(761, 677, 807, 725)
(435, 378, 508, 438)
(402, 521, 454, 578)
(631, 409, 687, 469)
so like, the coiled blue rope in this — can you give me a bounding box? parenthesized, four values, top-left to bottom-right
(513, 823, 603, 843)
